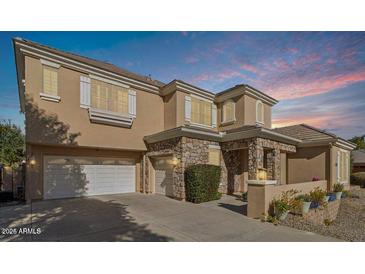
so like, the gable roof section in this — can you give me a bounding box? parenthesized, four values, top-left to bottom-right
(215, 84, 278, 106)
(273, 124, 356, 150)
(14, 37, 164, 87)
(160, 79, 215, 100)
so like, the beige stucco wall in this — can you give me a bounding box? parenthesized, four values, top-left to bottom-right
(287, 146, 330, 184)
(247, 180, 327, 218)
(24, 56, 164, 151)
(163, 90, 191, 130)
(163, 92, 177, 130)
(26, 144, 142, 200)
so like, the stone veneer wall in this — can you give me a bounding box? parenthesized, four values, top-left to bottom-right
(302, 200, 341, 224)
(146, 137, 224, 199)
(146, 136, 297, 199)
(222, 138, 296, 185)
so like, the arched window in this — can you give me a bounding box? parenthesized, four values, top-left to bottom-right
(256, 100, 264, 124)
(222, 99, 235, 123)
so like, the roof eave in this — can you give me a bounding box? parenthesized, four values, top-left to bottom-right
(13, 38, 25, 113)
(221, 127, 301, 145)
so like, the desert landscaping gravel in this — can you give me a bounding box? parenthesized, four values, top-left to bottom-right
(279, 188, 365, 241)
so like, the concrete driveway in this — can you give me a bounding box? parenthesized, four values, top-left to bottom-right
(0, 193, 337, 241)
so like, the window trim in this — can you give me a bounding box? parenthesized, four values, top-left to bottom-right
(41, 65, 60, 102)
(221, 99, 236, 124)
(256, 100, 264, 125)
(90, 78, 130, 116)
(40, 92, 61, 103)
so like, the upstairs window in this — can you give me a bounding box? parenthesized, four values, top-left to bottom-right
(256, 100, 264, 124)
(43, 66, 58, 96)
(91, 79, 129, 115)
(222, 99, 235, 123)
(191, 97, 212, 126)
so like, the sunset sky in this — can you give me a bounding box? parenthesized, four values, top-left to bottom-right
(0, 31, 364, 139)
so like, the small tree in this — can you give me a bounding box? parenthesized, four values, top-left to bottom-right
(0, 120, 25, 191)
(348, 135, 365, 150)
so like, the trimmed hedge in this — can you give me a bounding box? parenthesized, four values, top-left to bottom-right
(351, 172, 365, 187)
(184, 164, 221, 203)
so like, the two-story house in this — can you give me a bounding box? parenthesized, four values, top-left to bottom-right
(13, 38, 356, 201)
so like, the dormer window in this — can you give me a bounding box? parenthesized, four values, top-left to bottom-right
(222, 99, 235, 124)
(256, 100, 264, 125)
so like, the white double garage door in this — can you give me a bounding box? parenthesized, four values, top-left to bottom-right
(43, 155, 136, 200)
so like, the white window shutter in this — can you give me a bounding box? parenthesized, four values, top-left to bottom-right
(212, 104, 217, 128)
(185, 96, 191, 122)
(128, 90, 137, 117)
(80, 76, 90, 107)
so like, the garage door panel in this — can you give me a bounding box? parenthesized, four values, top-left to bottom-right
(44, 156, 135, 200)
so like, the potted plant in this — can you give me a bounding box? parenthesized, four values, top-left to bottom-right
(273, 199, 290, 220)
(326, 192, 336, 202)
(272, 189, 299, 220)
(309, 187, 326, 209)
(333, 183, 344, 200)
(296, 194, 312, 214)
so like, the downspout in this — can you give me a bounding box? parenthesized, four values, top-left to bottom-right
(142, 154, 145, 193)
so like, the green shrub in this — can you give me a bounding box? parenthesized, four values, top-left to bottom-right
(350, 172, 365, 187)
(184, 164, 221, 203)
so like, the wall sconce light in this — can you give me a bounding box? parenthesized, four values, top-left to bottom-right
(29, 155, 36, 167)
(171, 157, 179, 166)
(257, 168, 267, 180)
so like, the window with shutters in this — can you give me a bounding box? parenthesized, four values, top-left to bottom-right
(222, 99, 235, 123)
(191, 96, 212, 126)
(43, 66, 58, 96)
(91, 79, 128, 115)
(256, 100, 264, 124)
(337, 151, 349, 182)
(208, 148, 221, 166)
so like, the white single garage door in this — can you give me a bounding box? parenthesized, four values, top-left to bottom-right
(43, 156, 135, 200)
(153, 157, 174, 197)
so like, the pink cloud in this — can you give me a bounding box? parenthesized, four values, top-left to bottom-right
(293, 53, 321, 66)
(268, 69, 365, 100)
(184, 56, 199, 64)
(240, 63, 258, 73)
(192, 73, 211, 82)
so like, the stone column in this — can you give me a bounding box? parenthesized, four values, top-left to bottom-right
(248, 139, 264, 180)
(266, 149, 281, 184)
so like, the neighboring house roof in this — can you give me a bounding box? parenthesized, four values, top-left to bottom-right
(352, 149, 365, 164)
(273, 124, 356, 150)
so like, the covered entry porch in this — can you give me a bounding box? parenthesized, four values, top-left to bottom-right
(220, 136, 297, 194)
